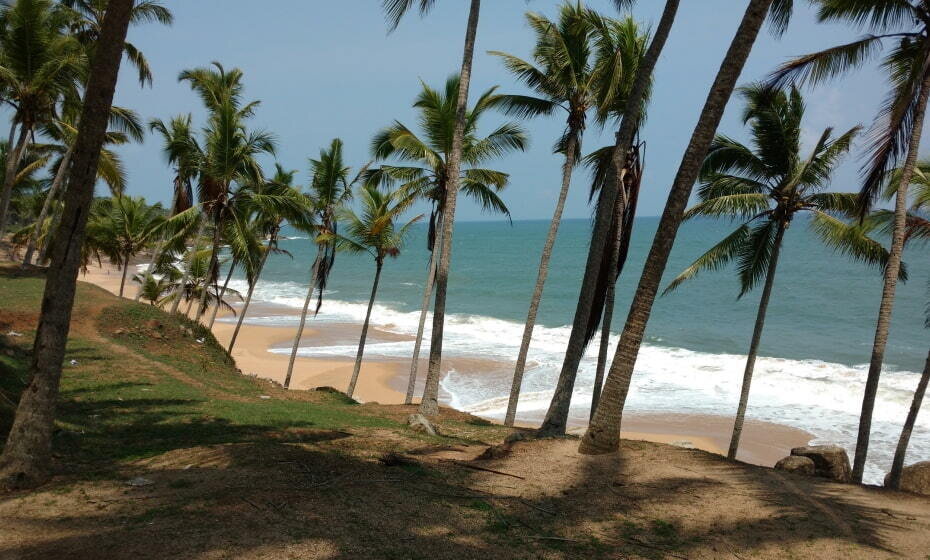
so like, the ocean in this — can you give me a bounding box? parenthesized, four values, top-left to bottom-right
(222, 216, 929, 484)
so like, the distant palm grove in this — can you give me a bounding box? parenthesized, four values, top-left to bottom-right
(0, 0, 927, 494)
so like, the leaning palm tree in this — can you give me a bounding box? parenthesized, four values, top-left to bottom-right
(767, 0, 930, 483)
(0, 0, 84, 239)
(0, 0, 135, 489)
(340, 185, 421, 399)
(367, 74, 526, 404)
(580, 0, 790, 452)
(228, 164, 314, 353)
(382, 0, 483, 417)
(492, 4, 647, 427)
(663, 85, 895, 459)
(89, 195, 164, 297)
(283, 139, 357, 389)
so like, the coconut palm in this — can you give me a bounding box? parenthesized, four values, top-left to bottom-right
(87, 195, 164, 297)
(133, 267, 177, 307)
(662, 85, 897, 459)
(366, 74, 526, 404)
(339, 185, 421, 399)
(283, 139, 357, 389)
(61, 0, 173, 87)
(22, 105, 144, 266)
(228, 164, 313, 353)
(0, 0, 85, 239)
(382, 0, 483, 417)
(767, 0, 930, 483)
(579, 0, 790, 453)
(492, 5, 648, 427)
(538, 0, 682, 437)
(0, 0, 135, 489)
(1, 141, 51, 233)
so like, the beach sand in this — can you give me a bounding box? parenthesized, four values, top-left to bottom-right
(78, 259, 812, 467)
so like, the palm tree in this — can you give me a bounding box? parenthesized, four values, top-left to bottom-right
(61, 0, 173, 87)
(0, 0, 84, 239)
(228, 164, 313, 353)
(22, 105, 144, 266)
(366, 75, 526, 404)
(492, 4, 648, 427)
(579, 0, 788, 453)
(382, 0, 483, 417)
(89, 195, 164, 297)
(0, 0, 135, 489)
(133, 266, 176, 306)
(767, 0, 930, 484)
(1, 141, 51, 233)
(662, 85, 896, 459)
(283, 139, 356, 389)
(340, 185, 421, 399)
(178, 62, 275, 323)
(538, 0, 683, 437)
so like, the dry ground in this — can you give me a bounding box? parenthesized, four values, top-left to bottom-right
(1, 264, 929, 559)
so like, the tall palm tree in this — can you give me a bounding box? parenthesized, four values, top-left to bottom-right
(0, 0, 135, 489)
(382, 0, 483, 417)
(61, 0, 173, 87)
(283, 139, 356, 389)
(768, 0, 930, 484)
(492, 4, 648, 427)
(340, 185, 421, 399)
(89, 195, 164, 297)
(0, 0, 84, 239)
(366, 75, 526, 404)
(22, 105, 144, 266)
(178, 62, 275, 323)
(663, 85, 896, 459)
(579, 0, 788, 453)
(538, 0, 683, 437)
(228, 164, 314, 353)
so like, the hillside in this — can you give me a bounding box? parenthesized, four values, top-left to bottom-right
(1, 265, 929, 559)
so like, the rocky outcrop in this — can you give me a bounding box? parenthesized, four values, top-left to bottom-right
(774, 455, 815, 476)
(407, 413, 439, 436)
(790, 445, 851, 483)
(885, 461, 930, 496)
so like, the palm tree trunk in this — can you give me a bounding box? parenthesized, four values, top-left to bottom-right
(505, 134, 578, 427)
(284, 247, 322, 389)
(228, 238, 274, 353)
(728, 221, 785, 459)
(419, 0, 481, 417)
(591, 281, 616, 420)
(194, 218, 223, 322)
(118, 250, 131, 297)
(185, 295, 195, 316)
(853, 72, 930, 483)
(23, 147, 73, 266)
(579, 0, 773, 454)
(347, 259, 384, 399)
(0, 121, 30, 240)
(538, 0, 680, 436)
(0, 0, 134, 489)
(886, 347, 930, 488)
(169, 217, 207, 315)
(405, 235, 439, 404)
(207, 258, 237, 329)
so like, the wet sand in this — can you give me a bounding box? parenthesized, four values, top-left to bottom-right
(78, 259, 812, 467)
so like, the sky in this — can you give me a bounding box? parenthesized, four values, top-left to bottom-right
(108, 0, 899, 222)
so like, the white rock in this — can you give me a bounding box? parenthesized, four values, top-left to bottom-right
(127, 477, 154, 487)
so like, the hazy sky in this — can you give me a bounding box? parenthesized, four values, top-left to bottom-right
(109, 0, 895, 221)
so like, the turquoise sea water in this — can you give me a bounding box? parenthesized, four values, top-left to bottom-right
(220, 216, 929, 483)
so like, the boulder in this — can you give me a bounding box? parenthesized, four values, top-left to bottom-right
(774, 455, 815, 476)
(504, 431, 533, 445)
(885, 461, 930, 496)
(407, 413, 439, 436)
(790, 445, 851, 483)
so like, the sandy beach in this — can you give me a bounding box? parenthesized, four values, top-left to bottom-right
(78, 259, 812, 466)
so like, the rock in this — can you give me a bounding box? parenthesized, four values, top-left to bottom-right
(113, 328, 127, 336)
(790, 445, 851, 482)
(145, 319, 161, 330)
(504, 431, 533, 445)
(775, 455, 816, 476)
(127, 477, 154, 487)
(407, 413, 439, 436)
(475, 444, 510, 460)
(885, 461, 930, 496)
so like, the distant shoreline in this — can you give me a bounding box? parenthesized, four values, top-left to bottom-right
(78, 258, 812, 468)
